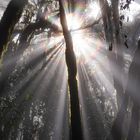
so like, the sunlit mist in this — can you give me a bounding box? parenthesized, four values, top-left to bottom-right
(0, 0, 140, 140)
(85, 1, 101, 19)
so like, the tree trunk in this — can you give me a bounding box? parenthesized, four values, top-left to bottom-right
(59, 0, 83, 140)
(0, 0, 28, 59)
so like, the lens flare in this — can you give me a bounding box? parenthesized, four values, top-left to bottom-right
(66, 13, 82, 30)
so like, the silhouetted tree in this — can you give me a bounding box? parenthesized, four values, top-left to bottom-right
(59, 0, 83, 139)
(0, 0, 28, 59)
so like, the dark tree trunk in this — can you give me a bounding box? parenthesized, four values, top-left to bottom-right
(59, 0, 83, 140)
(0, 0, 28, 59)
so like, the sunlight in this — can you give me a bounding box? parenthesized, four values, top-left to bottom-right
(2, 0, 140, 139)
(86, 1, 101, 19)
(71, 29, 103, 62)
(123, 1, 140, 23)
(66, 14, 93, 59)
(129, 1, 140, 22)
(66, 14, 89, 58)
(66, 14, 82, 30)
(13, 34, 20, 44)
(65, 1, 102, 59)
(71, 30, 88, 58)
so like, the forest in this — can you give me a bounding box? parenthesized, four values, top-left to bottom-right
(0, 0, 140, 140)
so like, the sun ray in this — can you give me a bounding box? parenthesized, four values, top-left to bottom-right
(1, 0, 140, 139)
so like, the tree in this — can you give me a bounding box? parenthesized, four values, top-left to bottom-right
(0, 0, 140, 140)
(59, 0, 83, 139)
(0, 0, 28, 60)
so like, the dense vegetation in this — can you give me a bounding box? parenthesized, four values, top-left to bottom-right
(0, 0, 140, 140)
